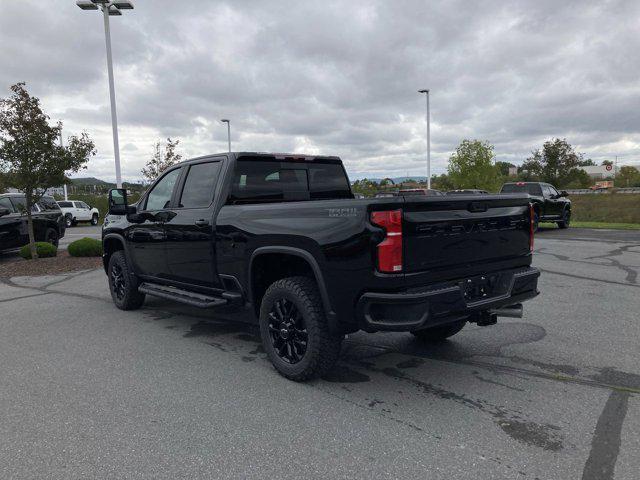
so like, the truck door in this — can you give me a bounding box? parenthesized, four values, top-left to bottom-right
(163, 159, 224, 289)
(542, 184, 561, 217)
(0, 197, 22, 250)
(127, 167, 181, 279)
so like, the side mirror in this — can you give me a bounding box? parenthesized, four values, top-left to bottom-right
(0, 207, 11, 217)
(108, 188, 135, 215)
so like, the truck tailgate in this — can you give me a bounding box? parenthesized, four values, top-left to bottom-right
(402, 195, 531, 274)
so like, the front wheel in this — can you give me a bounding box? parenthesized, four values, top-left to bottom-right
(411, 320, 467, 342)
(45, 228, 59, 248)
(91, 213, 99, 226)
(259, 276, 342, 381)
(108, 251, 145, 310)
(557, 210, 570, 229)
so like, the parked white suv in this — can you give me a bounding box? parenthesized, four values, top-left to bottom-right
(57, 200, 100, 227)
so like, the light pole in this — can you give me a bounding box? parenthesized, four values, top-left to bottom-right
(418, 89, 431, 189)
(59, 130, 68, 200)
(76, 0, 134, 188)
(220, 119, 231, 152)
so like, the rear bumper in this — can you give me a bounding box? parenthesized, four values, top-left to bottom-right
(356, 266, 540, 332)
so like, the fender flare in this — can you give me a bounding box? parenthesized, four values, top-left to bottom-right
(102, 232, 134, 274)
(248, 246, 335, 319)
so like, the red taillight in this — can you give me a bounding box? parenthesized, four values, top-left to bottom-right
(371, 209, 403, 273)
(529, 203, 535, 252)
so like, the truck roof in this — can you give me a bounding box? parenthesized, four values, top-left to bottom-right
(184, 152, 342, 164)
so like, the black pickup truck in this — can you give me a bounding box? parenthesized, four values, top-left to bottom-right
(500, 182, 571, 230)
(103, 152, 540, 381)
(0, 193, 66, 252)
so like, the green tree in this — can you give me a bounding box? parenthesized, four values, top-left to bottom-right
(494, 161, 515, 177)
(141, 137, 182, 182)
(616, 166, 640, 187)
(578, 158, 596, 166)
(0, 83, 95, 259)
(521, 138, 588, 188)
(601, 160, 614, 166)
(447, 139, 502, 191)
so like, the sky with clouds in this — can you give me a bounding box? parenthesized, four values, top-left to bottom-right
(1, 0, 639, 182)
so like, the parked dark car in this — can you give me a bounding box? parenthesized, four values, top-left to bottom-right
(447, 189, 489, 195)
(0, 193, 66, 252)
(500, 182, 571, 230)
(103, 152, 540, 381)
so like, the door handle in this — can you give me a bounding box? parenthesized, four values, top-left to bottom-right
(195, 219, 209, 227)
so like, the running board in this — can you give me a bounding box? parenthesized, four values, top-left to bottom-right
(138, 282, 229, 308)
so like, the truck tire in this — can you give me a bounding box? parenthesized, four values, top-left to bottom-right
(108, 251, 145, 310)
(65, 214, 73, 228)
(259, 276, 342, 381)
(411, 320, 466, 342)
(45, 228, 59, 247)
(91, 213, 99, 226)
(557, 209, 570, 229)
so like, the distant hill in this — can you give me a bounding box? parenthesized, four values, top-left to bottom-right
(352, 176, 428, 184)
(71, 177, 111, 186)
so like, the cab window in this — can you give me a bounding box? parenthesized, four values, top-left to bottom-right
(0, 197, 15, 212)
(145, 168, 181, 210)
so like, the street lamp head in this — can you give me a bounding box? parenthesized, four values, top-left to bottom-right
(418, 89, 429, 94)
(108, 6, 122, 15)
(220, 119, 230, 123)
(76, 1, 99, 10)
(112, 1, 134, 9)
(90, 0, 110, 4)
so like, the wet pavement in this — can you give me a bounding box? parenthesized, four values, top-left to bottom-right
(0, 227, 638, 479)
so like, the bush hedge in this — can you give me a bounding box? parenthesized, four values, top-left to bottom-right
(19, 242, 58, 260)
(67, 237, 103, 257)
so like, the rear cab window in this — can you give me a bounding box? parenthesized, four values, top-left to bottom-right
(57, 201, 73, 208)
(501, 183, 543, 196)
(227, 156, 352, 205)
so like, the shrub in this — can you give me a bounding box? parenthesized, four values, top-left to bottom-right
(19, 242, 58, 260)
(68, 237, 103, 257)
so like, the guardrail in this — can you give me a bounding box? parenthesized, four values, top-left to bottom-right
(566, 188, 640, 195)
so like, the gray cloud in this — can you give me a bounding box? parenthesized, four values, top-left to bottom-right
(1, 0, 639, 182)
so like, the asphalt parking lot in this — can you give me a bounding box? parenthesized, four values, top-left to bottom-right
(58, 224, 102, 250)
(1, 227, 638, 479)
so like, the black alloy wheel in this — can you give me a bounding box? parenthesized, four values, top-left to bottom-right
(110, 262, 126, 301)
(558, 210, 570, 229)
(267, 297, 308, 364)
(259, 276, 342, 381)
(45, 228, 59, 247)
(107, 251, 145, 310)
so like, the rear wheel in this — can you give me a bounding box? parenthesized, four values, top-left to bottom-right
(108, 251, 145, 310)
(557, 209, 570, 229)
(91, 213, 99, 226)
(259, 276, 342, 381)
(65, 214, 73, 228)
(45, 228, 59, 248)
(411, 320, 467, 342)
